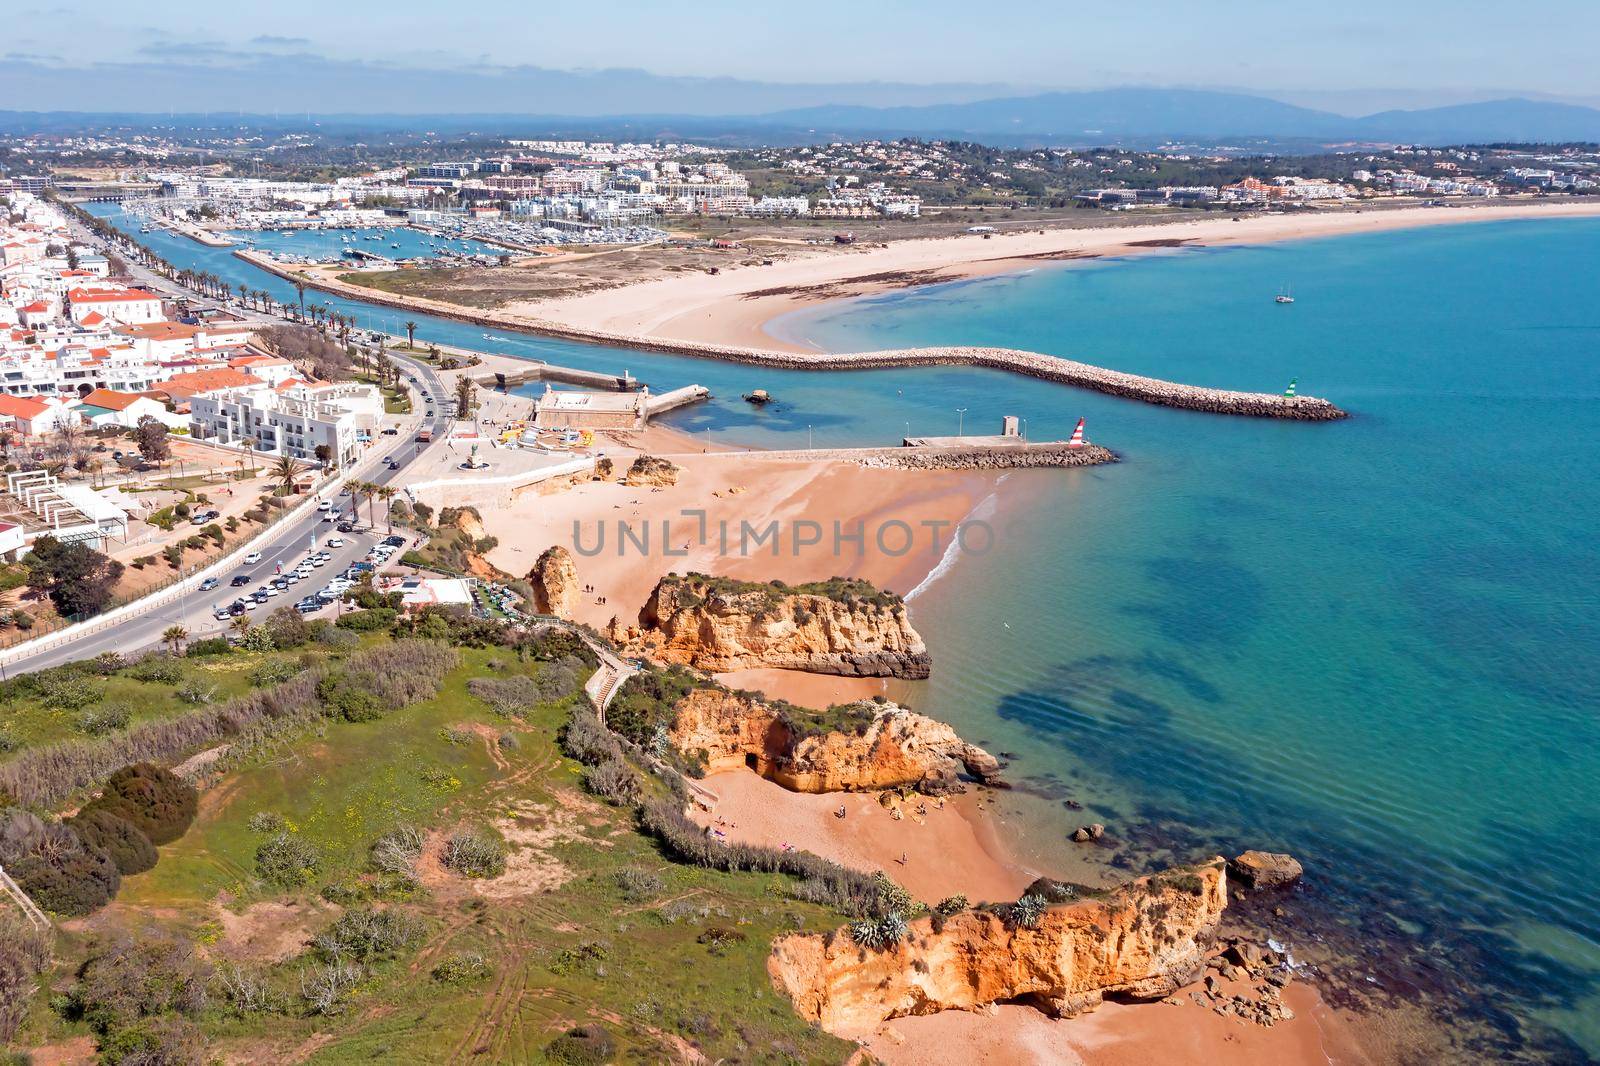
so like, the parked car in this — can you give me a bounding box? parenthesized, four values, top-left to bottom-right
(381, 427, 399, 435)
(212, 607, 230, 621)
(244, 551, 262, 564)
(336, 522, 356, 533)
(350, 561, 375, 573)
(199, 577, 219, 591)
(382, 536, 407, 548)
(231, 575, 251, 587)
(296, 599, 320, 614)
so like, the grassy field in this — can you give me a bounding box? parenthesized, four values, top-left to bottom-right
(11, 636, 856, 1064)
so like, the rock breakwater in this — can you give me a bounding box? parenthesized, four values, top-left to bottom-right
(239, 253, 1347, 420)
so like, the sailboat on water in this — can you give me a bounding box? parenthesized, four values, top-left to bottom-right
(1275, 284, 1295, 304)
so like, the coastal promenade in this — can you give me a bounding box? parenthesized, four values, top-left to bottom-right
(237, 250, 1347, 421)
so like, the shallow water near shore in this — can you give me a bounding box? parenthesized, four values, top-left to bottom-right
(96, 203, 1600, 1059)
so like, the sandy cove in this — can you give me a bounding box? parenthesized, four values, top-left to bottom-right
(520, 200, 1600, 352)
(477, 429, 1368, 1064)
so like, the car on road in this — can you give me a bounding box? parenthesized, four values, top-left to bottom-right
(244, 551, 262, 564)
(336, 522, 356, 533)
(213, 607, 230, 621)
(327, 537, 344, 548)
(382, 535, 407, 548)
(199, 577, 219, 591)
(317, 500, 334, 512)
(382, 427, 399, 435)
(231, 575, 251, 587)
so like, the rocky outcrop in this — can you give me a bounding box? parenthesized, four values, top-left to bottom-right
(769, 860, 1227, 1036)
(624, 455, 680, 487)
(1228, 851, 1303, 889)
(528, 545, 579, 618)
(625, 574, 930, 679)
(669, 687, 1000, 794)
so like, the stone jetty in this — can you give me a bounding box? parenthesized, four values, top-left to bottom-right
(241, 252, 1348, 421)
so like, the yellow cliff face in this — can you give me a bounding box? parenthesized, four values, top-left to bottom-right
(626, 575, 932, 678)
(668, 687, 1001, 794)
(768, 861, 1228, 1037)
(528, 544, 579, 618)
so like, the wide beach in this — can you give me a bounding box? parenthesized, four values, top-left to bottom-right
(521, 200, 1600, 352)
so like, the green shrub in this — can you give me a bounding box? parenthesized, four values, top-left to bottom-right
(442, 830, 504, 879)
(335, 608, 396, 631)
(250, 658, 301, 688)
(36, 670, 102, 711)
(1003, 893, 1048, 930)
(0, 809, 120, 916)
(605, 664, 706, 748)
(246, 811, 287, 834)
(255, 832, 320, 888)
(67, 932, 208, 1036)
(312, 907, 418, 963)
(431, 951, 491, 985)
(77, 701, 132, 735)
(848, 912, 909, 950)
(98, 1015, 205, 1065)
(173, 679, 217, 705)
(613, 867, 663, 902)
(66, 808, 158, 876)
(934, 894, 969, 917)
(83, 763, 197, 846)
(127, 656, 184, 685)
(185, 637, 232, 657)
(545, 1024, 615, 1066)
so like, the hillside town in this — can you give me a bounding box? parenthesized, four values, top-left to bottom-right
(0, 191, 382, 569)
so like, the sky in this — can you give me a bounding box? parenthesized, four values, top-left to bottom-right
(7, 0, 1600, 114)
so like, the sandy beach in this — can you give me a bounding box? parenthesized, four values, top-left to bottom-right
(481, 426, 996, 651)
(522, 200, 1600, 352)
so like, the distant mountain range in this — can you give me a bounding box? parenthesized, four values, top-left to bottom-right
(4, 80, 1600, 150)
(761, 90, 1600, 146)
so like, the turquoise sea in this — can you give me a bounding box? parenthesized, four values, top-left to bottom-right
(96, 205, 1600, 1060)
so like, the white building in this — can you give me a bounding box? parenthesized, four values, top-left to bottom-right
(189, 380, 383, 467)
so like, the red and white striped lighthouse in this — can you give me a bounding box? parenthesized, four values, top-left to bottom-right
(1067, 418, 1086, 448)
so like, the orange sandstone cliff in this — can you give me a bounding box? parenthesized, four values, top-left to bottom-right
(620, 574, 931, 679)
(768, 861, 1227, 1036)
(669, 687, 1000, 794)
(528, 544, 579, 617)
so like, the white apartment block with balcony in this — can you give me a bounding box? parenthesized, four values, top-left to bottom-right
(189, 381, 383, 468)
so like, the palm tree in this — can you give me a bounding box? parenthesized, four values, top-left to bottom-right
(229, 615, 252, 637)
(295, 280, 306, 320)
(404, 320, 417, 349)
(241, 436, 258, 476)
(377, 485, 397, 532)
(271, 454, 303, 497)
(162, 624, 188, 655)
(357, 481, 379, 528)
(454, 375, 475, 419)
(344, 479, 366, 526)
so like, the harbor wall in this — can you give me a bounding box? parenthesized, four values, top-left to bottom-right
(239, 251, 1347, 421)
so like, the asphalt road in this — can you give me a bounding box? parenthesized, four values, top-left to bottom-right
(5, 350, 452, 675)
(0, 216, 459, 675)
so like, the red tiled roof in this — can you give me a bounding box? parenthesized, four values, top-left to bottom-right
(80, 388, 150, 411)
(67, 287, 159, 304)
(0, 395, 52, 418)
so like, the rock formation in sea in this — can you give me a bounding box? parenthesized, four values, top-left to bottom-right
(528, 545, 579, 618)
(623, 454, 681, 487)
(1228, 850, 1303, 889)
(769, 860, 1227, 1035)
(669, 687, 999, 794)
(621, 574, 932, 678)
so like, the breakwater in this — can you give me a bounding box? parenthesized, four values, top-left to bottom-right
(237, 250, 1347, 421)
(673, 441, 1118, 471)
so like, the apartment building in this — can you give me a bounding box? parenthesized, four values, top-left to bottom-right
(189, 380, 382, 467)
